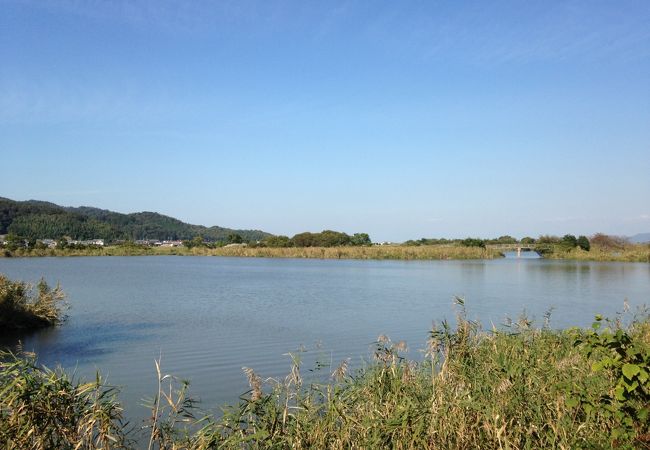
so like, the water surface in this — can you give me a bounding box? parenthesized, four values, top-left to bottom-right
(1, 256, 648, 418)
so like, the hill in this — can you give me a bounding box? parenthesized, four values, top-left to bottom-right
(0, 197, 271, 243)
(628, 232, 650, 244)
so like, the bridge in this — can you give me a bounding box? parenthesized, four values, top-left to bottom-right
(485, 243, 552, 257)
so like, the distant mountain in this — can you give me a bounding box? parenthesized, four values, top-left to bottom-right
(628, 233, 650, 244)
(0, 197, 272, 242)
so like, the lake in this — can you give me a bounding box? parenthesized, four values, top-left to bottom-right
(1, 256, 649, 421)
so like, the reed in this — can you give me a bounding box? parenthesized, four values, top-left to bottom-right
(0, 351, 128, 450)
(0, 274, 66, 331)
(191, 302, 649, 449)
(5, 242, 649, 262)
(543, 244, 650, 263)
(3, 244, 502, 260)
(1, 304, 648, 449)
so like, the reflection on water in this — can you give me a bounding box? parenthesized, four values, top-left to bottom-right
(0, 256, 648, 418)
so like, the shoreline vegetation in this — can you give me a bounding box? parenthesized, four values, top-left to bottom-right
(0, 274, 66, 332)
(1, 241, 648, 262)
(1, 297, 648, 449)
(2, 197, 648, 262)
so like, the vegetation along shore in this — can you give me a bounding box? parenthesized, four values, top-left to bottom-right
(0, 274, 66, 332)
(2, 197, 648, 262)
(1, 234, 648, 262)
(1, 289, 648, 449)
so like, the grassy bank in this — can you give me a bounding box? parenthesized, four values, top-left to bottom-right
(2, 244, 502, 260)
(4, 242, 649, 262)
(540, 244, 650, 263)
(0, 274, 66, 332)
(2, 303, 648, 449)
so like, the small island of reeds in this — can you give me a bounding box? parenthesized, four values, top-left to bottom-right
(0, 274, 66, 332)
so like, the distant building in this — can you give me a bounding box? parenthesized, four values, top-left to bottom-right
(39, 239, 57, 248)
(72, 239, 105, 247)
(160, 240, 183, 247)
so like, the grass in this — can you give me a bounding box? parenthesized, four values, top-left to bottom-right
(0, 274, 66, 332)
(3, 244, 504, 260)
(1, 300, 648, 449)
(0, 352, 128, 450)
(4, 242, 649, 262)
(541, 244, 650, 263)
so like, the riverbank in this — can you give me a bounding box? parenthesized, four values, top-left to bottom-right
(3, 243, 649, 261)
(2, 244, 502, 260)
(541, 245, 650, 263)
(2, 304, 648, 449)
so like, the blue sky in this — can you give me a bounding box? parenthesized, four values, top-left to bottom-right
(1, 0, 649, 241)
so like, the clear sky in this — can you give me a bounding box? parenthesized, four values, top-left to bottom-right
(1, 1, 649, 242)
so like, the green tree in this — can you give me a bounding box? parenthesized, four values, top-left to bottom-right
(291, 232, 317, 247)
(5, 234, 24, 251)
(537, 235, 561, 244)
(461, 238, 485, 248)
(577, 235, 590, 251)
(184, 236, 206, 248)
(351, 233, 371, 246)
(560, 234, 578, 250)
(318, 230, 352, 247)
(227, 233, 243, 244)
(521, 236, 536, 244)
(263, 235, 292, 248)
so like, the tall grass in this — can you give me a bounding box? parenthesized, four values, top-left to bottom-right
(4, 244, 501, 260)
(2, 302, 648, 449)
(543, 244, 650, 263)
(5, 242, 649, 261)
(0, 351, 128, 450)
(0, 274, 66, 331)
(190, 302, 649, 449)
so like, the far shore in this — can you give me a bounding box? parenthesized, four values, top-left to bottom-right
(2, 244, 648, 262)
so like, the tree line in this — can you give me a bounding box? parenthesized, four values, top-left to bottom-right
(405, 234, 609, 252)
(183, 230, 373, 249)
(0, 197, 269, 243)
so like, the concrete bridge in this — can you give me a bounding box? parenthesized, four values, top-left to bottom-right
(485, 243, 551, 258)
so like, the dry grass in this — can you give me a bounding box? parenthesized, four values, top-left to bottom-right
(6, 241, 649, 262)
(0, 351, 128, 450)
(543, 244, 650, 262)
(5, 244, 501, 260)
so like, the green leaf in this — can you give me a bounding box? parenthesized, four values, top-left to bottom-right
(638, 368, 648, 383)
(614, 385, 626, 401)
(622, 363, 640, 380)
(591, 361, 605, 372)
(625, 380, 638, 392)
(637, 407, 649, 421)
(565, 397, 579, 408)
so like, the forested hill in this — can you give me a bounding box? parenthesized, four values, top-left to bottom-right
(0, 197, 272, 242)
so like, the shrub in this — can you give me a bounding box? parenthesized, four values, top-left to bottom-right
(460, 237, 485, 248)
(577, 235, 591, 251)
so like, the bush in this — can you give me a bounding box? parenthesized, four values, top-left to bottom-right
(460, 238, 485, 248)
(590, 233, 629, 250)
(577, 235, 590, 251)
